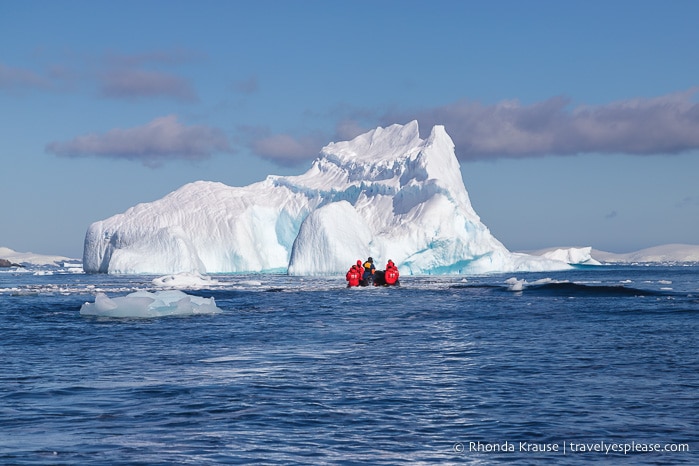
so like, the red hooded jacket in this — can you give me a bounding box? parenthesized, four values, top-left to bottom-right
(385, 264, 399, 285)
(346, 266, 361, 287)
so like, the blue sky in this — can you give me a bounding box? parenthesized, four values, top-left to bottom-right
(2, 0, 698, 258)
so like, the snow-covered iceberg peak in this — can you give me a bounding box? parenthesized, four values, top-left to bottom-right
(323, 120, 423, 166)
(83, 121, 583, 275)
(287, 121, 507, 275)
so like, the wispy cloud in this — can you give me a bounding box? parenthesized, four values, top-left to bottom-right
(2, 49, 201, 102)
(248, 131, 326, 167)
(46, 115, 231, 167)
(0, 63, 52, 91)
(676, 196, 699, 208)
(97, 49, 201, 101)
(241, 119, 371, 166)
(103, 49, 205, 68)
(241, 89, 699, 167)
(334, 118, 370, 141)
(232, 75, 259, 94)
(381, 88, 699, 160)
(99, 68, 197, 102)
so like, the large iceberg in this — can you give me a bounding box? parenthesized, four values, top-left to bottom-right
(83, 121, 593, 275)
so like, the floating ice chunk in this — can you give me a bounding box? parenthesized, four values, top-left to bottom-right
(504, 277, 566, 292)
(80, 290, 222, 318)
(152, 272, 218, 289)
(505, 277, 526, 291)
(238, 280, 262, 286)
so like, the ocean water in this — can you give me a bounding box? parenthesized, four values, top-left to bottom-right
(1, 265, 697, 465)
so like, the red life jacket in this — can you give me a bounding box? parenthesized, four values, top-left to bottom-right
(346, 268, 360, 286)
(385, 267, 398, 285)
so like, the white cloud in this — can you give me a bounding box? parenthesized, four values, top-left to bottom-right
(241, 88, 699, 168)
(0, 63, 52, 91)
(383, 88, 699, 159)
(250, 133, 324, 167)
(99, 69, 197, 102)
(46, 115, 231, 167)
(232, 75, 259, 94)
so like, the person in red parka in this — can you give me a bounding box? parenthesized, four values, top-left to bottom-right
(384, 260, 400, 286)
(356, 259, 365, 277)
(346, 265, 361, 287)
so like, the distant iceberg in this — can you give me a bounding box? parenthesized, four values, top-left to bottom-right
(83, 121, 594, 275)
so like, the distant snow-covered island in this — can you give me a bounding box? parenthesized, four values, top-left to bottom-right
(593, 244, 699, 263)
(0, 247, 81, 268)
(521, 244, 699, 264)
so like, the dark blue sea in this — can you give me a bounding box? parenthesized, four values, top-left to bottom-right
(1, 265, 697, 465)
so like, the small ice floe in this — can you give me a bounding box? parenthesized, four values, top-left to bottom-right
(152, 272, 218, 289)
(504, 277, 565, 292)
(238, 280, 263, 286)
(80, 290, 222, 318)
(505, 277, 526, 291)
(62, 263, 85, 273)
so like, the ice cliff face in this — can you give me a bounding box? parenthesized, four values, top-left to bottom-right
(83, 121, 586, 275)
